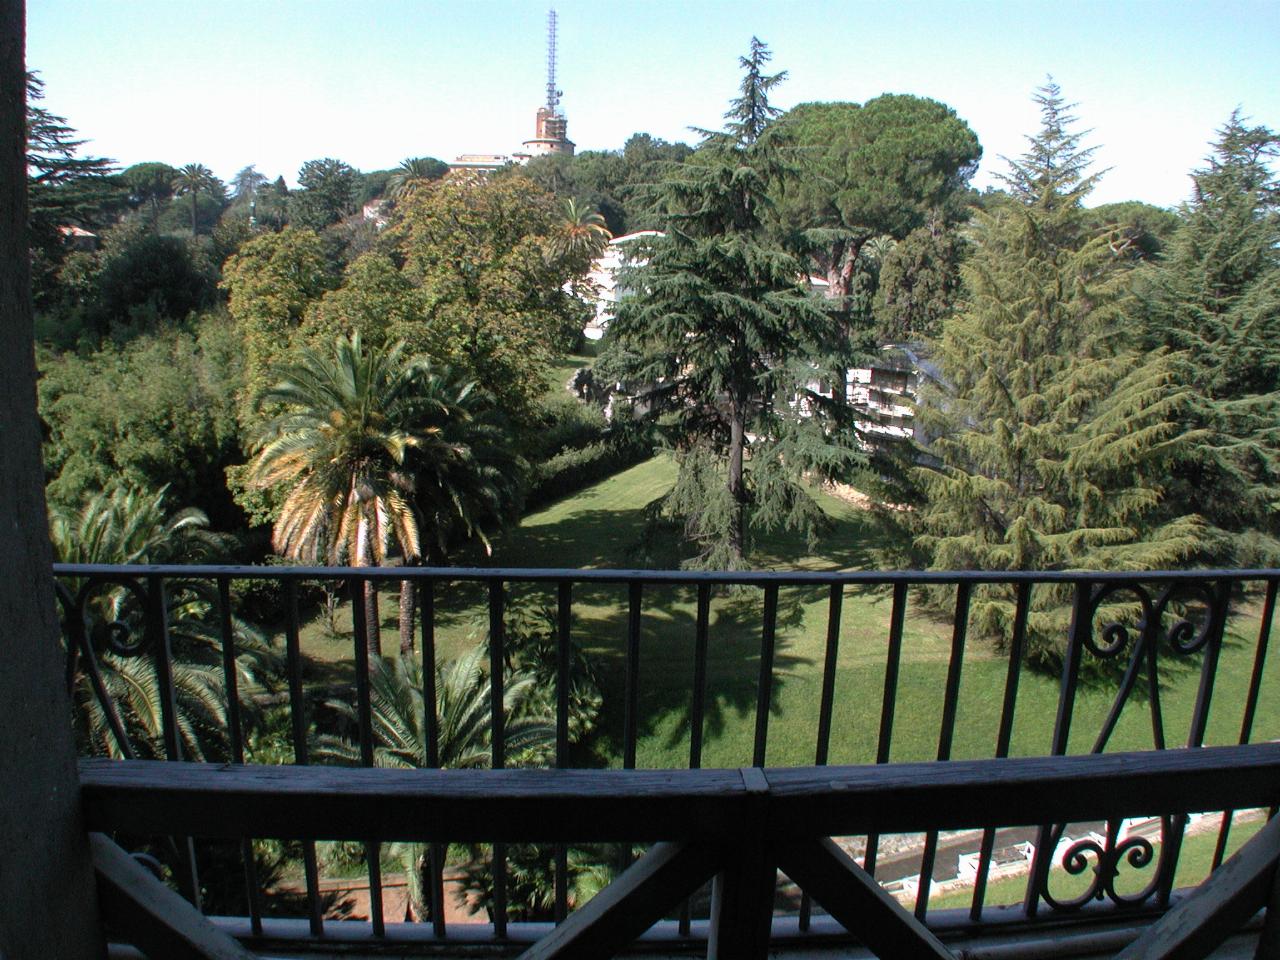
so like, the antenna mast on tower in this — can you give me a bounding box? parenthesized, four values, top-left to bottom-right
(545, 9, 562, 116)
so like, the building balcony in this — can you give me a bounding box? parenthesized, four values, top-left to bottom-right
(58, 563, 1280, 959)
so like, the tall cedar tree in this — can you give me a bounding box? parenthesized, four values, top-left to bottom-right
(26, 72, 120, 309)
(1139, 114, 1280, 564)
(906, 83, 1204, 663)
(608, 40, 857, 567)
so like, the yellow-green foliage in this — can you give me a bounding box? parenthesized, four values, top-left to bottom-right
(220, 227, 333, 400)
(383, 173, 595, 420)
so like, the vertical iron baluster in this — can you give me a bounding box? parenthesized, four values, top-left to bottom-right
(77, 624, 136, 760)
(863, 581, 907, 878)
(489, 581, 506, 768)
(617, 581, 644, 880)
(556, 581, 572, 767)
(488, 581, 508, 938)
(283, 580, 323, 936)
(146, 576, 182, 763)
(800, 583, 844, 932)
(1214, 578, 1276, 871)
(1158, 579, 1232, 906)
(971, 580, 1030, 921)
(623, 581, 642, 770)
(689, 582, 711, 770)
(421, 579, 440, 769)
(915, 581, 970, 921)
(349, 581, 385, 936)
(814, 583, 843, 767)
(681, 581, 711, 937)
(217, 577, 262, 935)
(419, 579, 447, 937)
(1238, 579, 1277, 747)
(1024, 580, 1090, 918)
(217, 578, 246, 760)
(145, 575, 201, 909)
(752, 584, 779, 767)
(555, 580, 572, 924)
(1187, 579, 1231, 748)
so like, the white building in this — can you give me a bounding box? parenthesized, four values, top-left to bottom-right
(583, 231, 663, 341)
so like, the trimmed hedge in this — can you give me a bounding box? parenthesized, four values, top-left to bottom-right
(525, 436, 654, 511)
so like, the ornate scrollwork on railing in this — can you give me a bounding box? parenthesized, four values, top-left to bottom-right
(1040, 818, 1170, 911)
(57, 574, 156, 760)
(62, 573, 155, 658)
(1156, 581, 1219, 658)
(1039, 576, 1230, 912)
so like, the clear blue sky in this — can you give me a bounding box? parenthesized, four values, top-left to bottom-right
(27, 0, 1280, 207)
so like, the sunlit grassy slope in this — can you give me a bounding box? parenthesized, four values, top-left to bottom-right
(301, 455, 1280, 771)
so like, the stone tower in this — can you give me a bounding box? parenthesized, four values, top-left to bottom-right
(522, 9, 575, 157)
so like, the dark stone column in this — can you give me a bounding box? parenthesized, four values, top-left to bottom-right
(0, 1, 104, 955)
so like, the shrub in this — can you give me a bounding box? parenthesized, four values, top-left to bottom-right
(525, 435, 653, 511)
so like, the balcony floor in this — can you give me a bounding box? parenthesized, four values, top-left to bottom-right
(108, 923, 1266, 960)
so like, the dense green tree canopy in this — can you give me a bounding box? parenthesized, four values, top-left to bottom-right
(873, 219, 961, 342)
(42, 220, 218, 342)
(387, 173, 594, 419)
(120, 161, 177, 219)
(1139, 113, 1280, 563)
(39, 318, 245, 527)
(290, 157, 358, 229)
(770, 95, 981, 299)
(607, 41, 859, 566)
(300, 251, 420, 349)
(1084, 200, 1180, 262)
(904, 83, 1204, 661)
(221, 227, 335, 396)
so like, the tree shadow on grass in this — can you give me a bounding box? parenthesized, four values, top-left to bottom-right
(570, 582, 812, 764)
(749, 505, 888, 573)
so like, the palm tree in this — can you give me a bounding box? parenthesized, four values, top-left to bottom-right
(50, 483, 224, 567)
(399, 399, 526, 656)
(551, 198, 612, 262)
(50, 485, 277, 760)
(171, 162, 220, 235)
(863, 234, 897, 263)
(387, 156, 447, 201)
(316, 649, 553, 920)
(249, 333, 473, 656)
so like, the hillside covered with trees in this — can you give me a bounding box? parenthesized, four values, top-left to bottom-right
(33, 40, 1280, 920)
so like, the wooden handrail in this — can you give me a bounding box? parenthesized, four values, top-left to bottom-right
(80, 744, 1280, 844)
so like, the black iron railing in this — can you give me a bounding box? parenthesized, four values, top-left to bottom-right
(56, 563, 1280, 954)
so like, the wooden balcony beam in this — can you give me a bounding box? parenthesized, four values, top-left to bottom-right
(80, 744, 1280, 845)
(91, 834, 254, 960)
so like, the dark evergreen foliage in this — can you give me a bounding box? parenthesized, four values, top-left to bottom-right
(606, 41, 860, 566)
(873, 219, 962, 342)
(1139, 113, 1280, 564)
(290, 157, 359, 229)
(901, 82, 1205, 663)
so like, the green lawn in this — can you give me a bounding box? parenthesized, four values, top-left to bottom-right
(293, 455, 1280, 771)
(543, 351, 594, 392)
